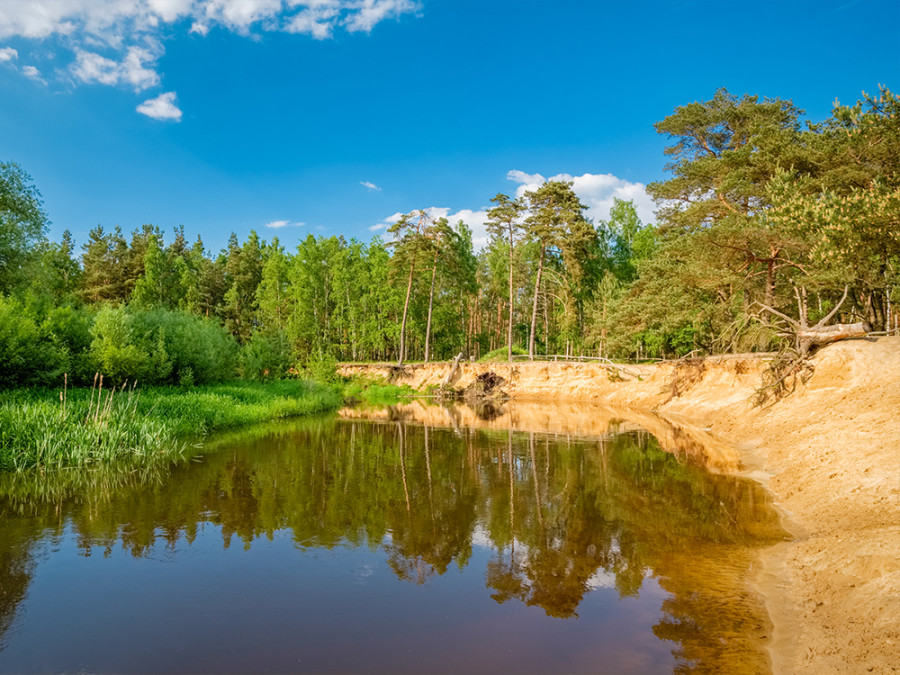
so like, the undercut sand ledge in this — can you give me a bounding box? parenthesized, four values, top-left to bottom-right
(339, 337, 900, 674)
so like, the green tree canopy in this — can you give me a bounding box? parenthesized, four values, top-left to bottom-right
(0, 162, 49, 293)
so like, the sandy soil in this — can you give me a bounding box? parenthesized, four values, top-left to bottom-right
(340, 336, 900, 674)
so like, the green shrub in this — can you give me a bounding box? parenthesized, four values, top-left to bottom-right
(0, 295, 67, 387)
(90, 306, 238, 385)
(43, 305, 98, 384)
(89, 306, 150, 383)
(304, 351, 338, 382)
(240, 329, 293, 380)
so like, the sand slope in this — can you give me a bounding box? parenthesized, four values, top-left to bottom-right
(340, 336, 900, 673)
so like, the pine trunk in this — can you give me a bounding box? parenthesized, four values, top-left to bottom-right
(424, 251, 438, 364)
(507, 226, 514, 363)
(529, 244, 545, 361)
(398, 259, 416, 366)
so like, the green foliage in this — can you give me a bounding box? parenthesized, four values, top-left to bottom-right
(240, 329, 293, 380)
(43, 304, 97, 384)
(478, 345, 527, 362)
(29, 231, 81, 302)
(133, 380, 342, 437)
(0, 296, 67, 387)
(2, 86, 896, 369)
(79, 225, 129, 303)
(90, 306, 238, 385)
(223, 231, 263, 342)
(341, 378, 414, 405)
(0, 379, 342, 470)
(598, 198, 655, 284)
(256, 237, 292, 332)
(89, 306, 148, 383)
(131, 234, 194, 310)
(0, 162, 48, 294)
(0, 382, 181, 471)
(303, 350, 339, 383)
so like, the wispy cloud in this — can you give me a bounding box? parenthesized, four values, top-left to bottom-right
(0, 1, 422, 107)
(265, 219, 305, 229)
(136, 91, 182, 121)
(72, 46, 160, 91)
(360, 180, 381, 191)
(370, 210, 404, 231)
(344, 0, 420, 33)
(22, 64, 45, 83)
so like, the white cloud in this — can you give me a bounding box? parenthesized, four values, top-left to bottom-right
(265, 219, 305, 228)
(369, 169, 655, 251)
(446, 207, 491, 248)
(0, 0, 421, 112)
(0, 1, 420, 50)
(284, 6, 340, 38)
(372, 206, 492, 248)
(195, 0, 284, 35)
(136, 91, 182, 120)
(507, 169, 655, 226)
(22, 65, 45, 83)
(370, 210, 404, 232)
(360, 180, 381, 191)
(344, 0, 419, 33)
(72, 46, 160, 91)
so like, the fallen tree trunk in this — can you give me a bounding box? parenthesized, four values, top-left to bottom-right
(797, 321, 869, 347)
(442, 352, 464, 386)
(756, 286, 870, 356)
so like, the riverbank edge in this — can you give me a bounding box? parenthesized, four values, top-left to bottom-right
(339, 337, 900, 674)
(0, 379, 346, 470)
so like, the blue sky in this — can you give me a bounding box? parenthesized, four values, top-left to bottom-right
(1, 0, 897, 253)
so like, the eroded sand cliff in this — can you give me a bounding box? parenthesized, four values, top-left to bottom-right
(339, 337, 900, 674)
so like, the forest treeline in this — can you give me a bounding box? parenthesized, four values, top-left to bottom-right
(1, 86, 897, 387)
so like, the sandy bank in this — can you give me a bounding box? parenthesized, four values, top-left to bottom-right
(339, 337, 900, 674)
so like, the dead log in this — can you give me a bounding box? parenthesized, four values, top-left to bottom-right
(796, 321, 869, 347)
(442, 352, 464, 386)
(755, 286, 869, 356)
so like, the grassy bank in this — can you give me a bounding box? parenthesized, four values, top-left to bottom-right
(0, 379, 343, 471)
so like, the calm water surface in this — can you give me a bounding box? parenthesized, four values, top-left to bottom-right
(0, 405, 785, 674)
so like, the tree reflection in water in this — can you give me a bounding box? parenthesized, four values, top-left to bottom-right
(0, 411, 784, 673)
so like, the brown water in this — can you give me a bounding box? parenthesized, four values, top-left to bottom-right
(0, 406, 785, 674)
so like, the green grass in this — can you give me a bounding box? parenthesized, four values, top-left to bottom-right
(0, 379, 343, 471)
(478, 345, 528, 362)
(340, 378, 415, 405)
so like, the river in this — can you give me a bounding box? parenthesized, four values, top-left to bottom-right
(0, 402, 785, 674)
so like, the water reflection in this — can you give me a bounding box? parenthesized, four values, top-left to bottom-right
(0, 408, 785, 674)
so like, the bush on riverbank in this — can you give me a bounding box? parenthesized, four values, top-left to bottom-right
(0, 379, 342, 471)
(0, 300, 243, 388)
(90, 306, 238, 385)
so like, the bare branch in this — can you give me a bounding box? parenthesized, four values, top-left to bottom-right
(753, 301, 801, 329)
(793, 285, 809, 329)
(717, 192, 743, 216)
(812, 286, 849, 328)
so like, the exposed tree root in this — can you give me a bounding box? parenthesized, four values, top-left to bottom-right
(663, 357, 707, 402)
(753, 348, 815, 407)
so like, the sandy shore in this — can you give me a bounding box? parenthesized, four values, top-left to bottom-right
(340, 336, 900, 674)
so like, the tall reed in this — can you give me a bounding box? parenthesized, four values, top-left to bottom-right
(0, 375, 181, 471)
(0, 378, 343, 471)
